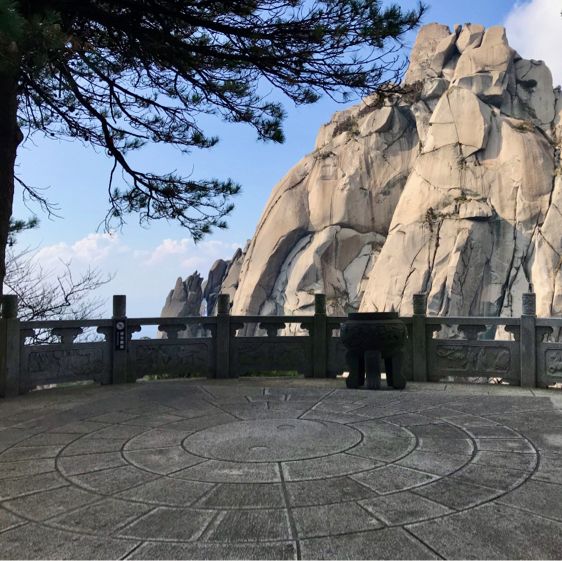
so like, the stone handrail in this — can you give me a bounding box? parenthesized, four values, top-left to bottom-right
(2, 291, 562, 397)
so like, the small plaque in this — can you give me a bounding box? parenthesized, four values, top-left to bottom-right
(114, 320, 127, 350)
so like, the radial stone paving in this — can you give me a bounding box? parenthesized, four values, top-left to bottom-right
(1, 378, 562, 559)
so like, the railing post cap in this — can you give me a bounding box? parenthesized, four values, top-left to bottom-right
(1, 294, 18, 319)
(413, 293, 427, 316)
(217, 294, 230, 315)
(112, 295, 127, 318)
(522, 292, 536, 316)
(314, 293, 326, 315)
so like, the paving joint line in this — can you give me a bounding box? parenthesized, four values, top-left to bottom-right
(120, 541, 145, 560)
(402, 525, 446, 560)
(277, 461, 301, 560)
(296, 388, 338, 420)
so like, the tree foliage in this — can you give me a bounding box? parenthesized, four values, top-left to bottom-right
(1, 0, 424, 241)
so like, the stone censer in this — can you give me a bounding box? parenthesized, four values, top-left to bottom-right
(340, 312, 407, 390)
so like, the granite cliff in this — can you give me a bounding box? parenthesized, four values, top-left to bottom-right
(161, 22, 562, 322)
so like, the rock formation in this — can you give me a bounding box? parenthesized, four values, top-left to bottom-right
(360, 23, 560, 319)
(159, 273, 204, 337)
(159, 244, 246, 322)
(161, 22, 562, 323)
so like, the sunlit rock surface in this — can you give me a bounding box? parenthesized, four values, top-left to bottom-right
(162, 22, 561, 323)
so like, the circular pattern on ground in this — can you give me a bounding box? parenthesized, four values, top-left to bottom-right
(0, 380, 557, 560)
(182, 419, 363, 462)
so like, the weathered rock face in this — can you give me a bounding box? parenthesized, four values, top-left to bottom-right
(159, 272, 204, 338)
(231, 91, 418, 316)
(360, 24, 559, 319)
(159, 244, 246, 325)
(202, 259, 229, 315)
(162, 22, 562, 322)
(161, 273, 204, 318)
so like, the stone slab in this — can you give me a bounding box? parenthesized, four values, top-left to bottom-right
(412, 478, 502, 509)
(0, 458, 55, 480)
(124, 428, 187, 451)
(0, 507, 25, 532)
(360, 491, 453, 525)
(497, 479, 562, 522)
(0, 523, 138, 560)
(70, 466, 159, 494)
(49, 498, 153, 533)
(194, 483, 285, 509)
(474, 438, 535, 453)
(3, 485, 98, 521)
(174, 459, 281, 483)
(117, 477, 214, 506)
(60, 437, 125, 456)
(292, 502, 383, 538)
(443, 413, 500, 427)
(164, 413, 237, 434)
(91, 425, 147, 440)
(286, 477, 378, 506)
(50, 421, 108, 434)
(124, 447, 203, 474)
(409, 424, 471, 440)
(126, 541, 297, 560)
(13, 432, 78, 447)
(347, 425, 415, 461)
(300, 527, 440, 559)
(86, 412, 141, 424)
(58, 452, 126, 475)
(466, 425, 521, 439)
(301, 409, 369, 424)
(532, 451, 562, 484)
(383, 413, 438, 426)
(118, 506, 215, 540)
(204, 508, 292, 542)
(0, 446, 63, 462)
(472, 450, 537, 472)
(397, 451, 470, 476)
(281, 453, 381, 481)
(120, 413, 186, 427)
(451, 463, 529, 491)
(0, 471, 67, 500)
(351, 465, 438, 494)
(416, 436, 474, 455)
(407, 502, 562, 559)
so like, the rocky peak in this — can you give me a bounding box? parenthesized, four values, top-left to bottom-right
(161, 22, 562, 325)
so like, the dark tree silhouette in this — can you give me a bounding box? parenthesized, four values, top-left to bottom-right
(0, 0, 425, 296)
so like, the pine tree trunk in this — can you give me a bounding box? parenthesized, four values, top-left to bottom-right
(0, 70, 22, 299)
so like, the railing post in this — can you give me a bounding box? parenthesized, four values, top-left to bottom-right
(412, 293, 428, 382)
(215, 294, 231, 378)
(313, 294, 328, 378)
(520, 291, 537, 388)
(111, 295, 129, 384)
(0, 295, 21, 397)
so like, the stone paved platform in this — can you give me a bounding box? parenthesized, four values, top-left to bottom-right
(1, 378, 562, 559)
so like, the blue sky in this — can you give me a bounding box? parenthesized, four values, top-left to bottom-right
(10, 0, 562, 318)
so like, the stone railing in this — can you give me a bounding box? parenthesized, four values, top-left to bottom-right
(1, 291, 561, 397)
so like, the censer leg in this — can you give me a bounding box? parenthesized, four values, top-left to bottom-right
(389, 352, 406, 390)
(365, 350, 381, 390)
(345, 350, 364, 389)
(384, 356, 394, 387)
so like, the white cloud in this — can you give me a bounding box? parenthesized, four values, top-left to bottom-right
(35, 233, 127, 267)
(141, 238, 240, 270)
(29, 234, 241, 318)
(505, 0, 562, 87)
